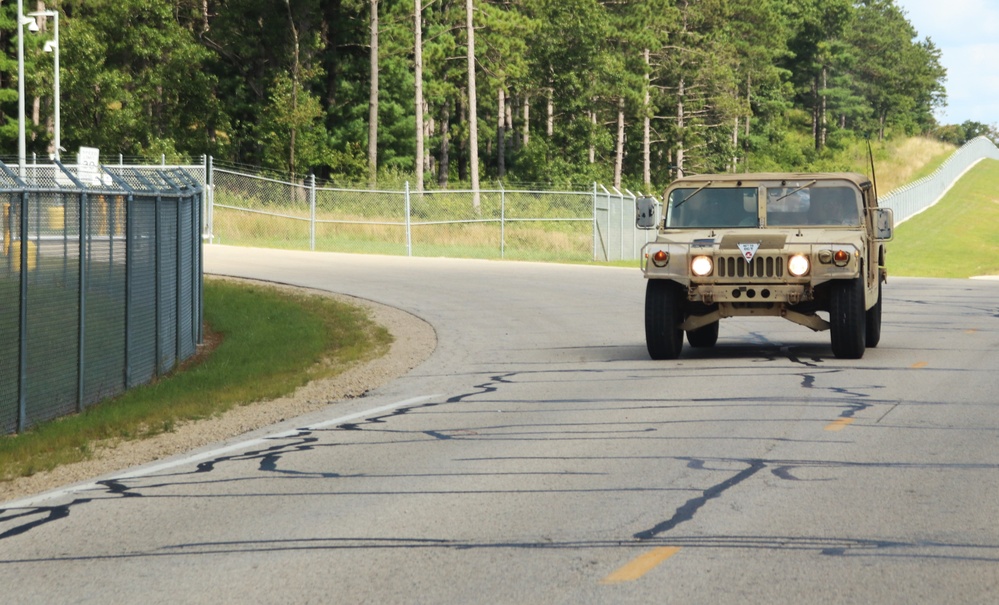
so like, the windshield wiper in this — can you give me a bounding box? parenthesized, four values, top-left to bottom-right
(772, 180, 817, 203)
(673, 181, 713, 210)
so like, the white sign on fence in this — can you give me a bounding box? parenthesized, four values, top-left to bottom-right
(78, 146, 100, 185)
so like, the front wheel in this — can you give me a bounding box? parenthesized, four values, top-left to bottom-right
(829, 277, 866, 359)
(645, 280, 684, 359)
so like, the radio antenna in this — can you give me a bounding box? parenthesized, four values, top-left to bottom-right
(867, 139, 878, 196)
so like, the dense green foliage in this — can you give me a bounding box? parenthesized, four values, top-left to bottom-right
(1, 0, 963, 190)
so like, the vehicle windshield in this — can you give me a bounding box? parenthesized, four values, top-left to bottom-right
(765, 184, 861, 226)
(666, 187, 758, 228)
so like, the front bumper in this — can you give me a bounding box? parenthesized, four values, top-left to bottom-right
(689, 283, 810, 305)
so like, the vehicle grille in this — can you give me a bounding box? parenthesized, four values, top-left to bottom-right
(716, 254, 784, 278)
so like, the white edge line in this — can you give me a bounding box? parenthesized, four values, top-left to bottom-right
(1, 394, 441, 511)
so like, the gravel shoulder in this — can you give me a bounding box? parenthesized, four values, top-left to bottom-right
(0, 280, 437, 504)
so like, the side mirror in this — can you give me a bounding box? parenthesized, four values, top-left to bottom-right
(873, 208, 893, 241)
(636, 196, 659, 230)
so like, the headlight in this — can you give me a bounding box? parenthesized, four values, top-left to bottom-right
(691, 255, 713, 276)
(788, 254, 810, 277)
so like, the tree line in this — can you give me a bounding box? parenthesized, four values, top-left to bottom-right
(0, 0, 973, 191)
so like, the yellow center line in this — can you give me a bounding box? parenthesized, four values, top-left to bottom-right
(600, 547, 681, 585)
(824, 417, 854, 431)
(911, 361, 929, 368)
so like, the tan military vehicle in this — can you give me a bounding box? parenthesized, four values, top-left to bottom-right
(636, 172, 894, 359)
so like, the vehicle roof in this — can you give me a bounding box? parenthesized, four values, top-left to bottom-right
(668, 172, 872, 188)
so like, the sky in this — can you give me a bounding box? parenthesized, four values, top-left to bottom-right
(896, 0, 999, 126)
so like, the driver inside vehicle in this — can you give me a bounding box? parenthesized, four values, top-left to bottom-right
(704, 191, 755, 227)
(808, 188, 860, 225)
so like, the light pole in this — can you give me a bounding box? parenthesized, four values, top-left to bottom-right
(28, 9, 60, 160)
(16, 0, 34, 176)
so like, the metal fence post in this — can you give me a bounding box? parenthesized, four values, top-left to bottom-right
(500, 181, 506, 259)
(154, 191, 162, 376)
(625, 189, 637, 261)
(17, 189, 28, 433)
(405, 181, 412, 257)
(196, 186, 204, 345)
(610, 186, 624, 261)
(175, 188, 183, 368)
(595, 184, 611, 262)
(592, 182, 597, 261)
(309, 173, 316, 251)
(124, 191, 133, 389)
(77, 187, 87, 412)
(205, 155, 214, 244)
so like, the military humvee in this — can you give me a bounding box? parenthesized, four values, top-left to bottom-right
(636, 172, 894, 359)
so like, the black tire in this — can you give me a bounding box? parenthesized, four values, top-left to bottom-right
(865, 278, 882, 348)
(687, 321, 719, 348)
(829, 277, 866, 359)
(645, 280, 684, 359)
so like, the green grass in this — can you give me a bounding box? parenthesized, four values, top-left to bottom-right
(0, 278, 392, 481)
(888, 159, 999, 278)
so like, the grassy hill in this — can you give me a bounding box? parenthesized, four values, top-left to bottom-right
(888, 158, 999, 278)
(875, 137, 957, 194)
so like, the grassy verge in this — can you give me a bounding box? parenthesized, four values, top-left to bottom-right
(0, 278, 392, 481)
(888, 158, 999, 278)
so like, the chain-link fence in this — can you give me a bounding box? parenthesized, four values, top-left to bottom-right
(595, 185, 661, 261)
(16, 136, 994, 272)
(204, 136, 999, 262)
(881, 136, 999, 224)
(0, 160, 203, 434)
(209, 168, 655, 262)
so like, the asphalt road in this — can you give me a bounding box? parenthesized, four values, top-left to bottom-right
(1, 245, 997, 604)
